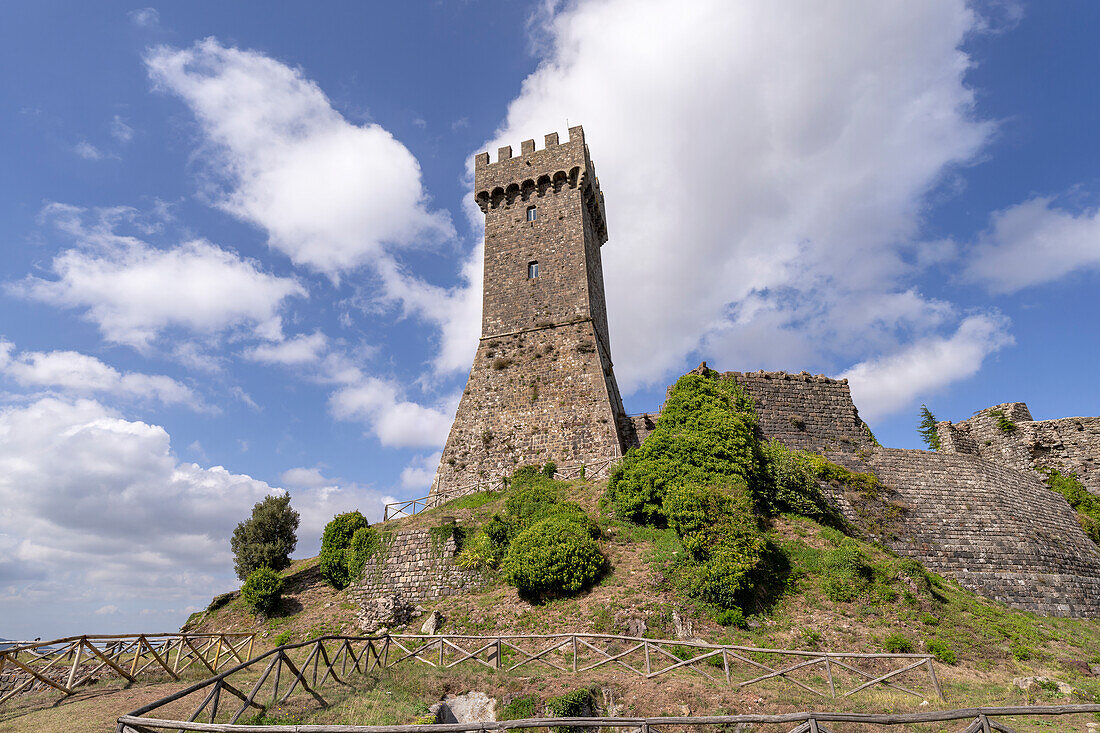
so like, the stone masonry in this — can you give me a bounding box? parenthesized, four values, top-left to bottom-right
(431, 127, 628, 495)
(937, 402, 1100, 495)
(868, 448, 1100, 617)
(346, 528, 483, 631)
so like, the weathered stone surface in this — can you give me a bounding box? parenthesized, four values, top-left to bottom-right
(433, 691, 497, 723)
(672, 609, 694, 640)
(421, 609, 443, 635)
(938, 402, 1100, 495)
(431, 127, 629, 495)
(348, 529, 483, 631)
(869, 448, 1100, 617)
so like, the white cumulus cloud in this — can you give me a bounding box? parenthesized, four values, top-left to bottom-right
(0, 339, 197, 407)
(145, 38, 454, 277)
(964, 195, 1100, 293)
(840, 314, 1014, 421)
(244, 331, 328, 365)
(10, 204, 306, 348)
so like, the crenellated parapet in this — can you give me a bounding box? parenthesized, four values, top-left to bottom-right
(474, 126, 608, 244)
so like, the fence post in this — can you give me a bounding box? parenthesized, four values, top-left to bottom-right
(825, 657, 836, 698)
(925, 658, 944, 701)
(979, 714, 991, 733)
(496, 638, 502, 670)
(572, 636, 578, 673)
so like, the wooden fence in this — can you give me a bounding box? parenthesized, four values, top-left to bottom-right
(0, 633, 255, 706)
(117, 706, 1100, 733)
(383, 456, 622, 521)
(118, 633, 966, 730)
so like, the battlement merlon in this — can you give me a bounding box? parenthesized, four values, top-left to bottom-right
(473, 125, 608, 243)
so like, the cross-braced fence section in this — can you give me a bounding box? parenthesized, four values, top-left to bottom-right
(119, 634, 957, 731)
(383, 456, 622, 521)
(380, 634, 944, 701)
(118, 706, 1100, 733)
(0, 633, 255, 707)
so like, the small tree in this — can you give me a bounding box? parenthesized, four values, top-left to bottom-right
(918, 404, 941, 450)
(231, 494, 300, 581)
(241, 567, 284, 615)
(319, 511, 369, 588)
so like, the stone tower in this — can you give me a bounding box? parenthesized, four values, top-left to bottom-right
(431, 126, 629, 496)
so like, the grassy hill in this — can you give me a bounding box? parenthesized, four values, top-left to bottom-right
(177, 475, 1100, 730)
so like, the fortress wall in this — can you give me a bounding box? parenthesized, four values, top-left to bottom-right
(869, 448, 1100, 617)
(723, 371, 875, 455)
(938, 402, 1100, 494)
(346, 528, 483, 629)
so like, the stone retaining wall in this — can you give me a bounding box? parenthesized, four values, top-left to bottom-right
(346, 528, 484, 630)
(869, 447, 1100, 617)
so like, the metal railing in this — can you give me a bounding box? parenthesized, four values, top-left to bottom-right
(118, 633, 963, 730)
(0, 633, 255, 707)
(383, 456, 622, 521)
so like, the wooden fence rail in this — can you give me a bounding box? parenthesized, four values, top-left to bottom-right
(117, 706, 1100, 733)
(383, 456, 622, 521)
(119, 633, 965, 731)
(0, 632, 255, 707)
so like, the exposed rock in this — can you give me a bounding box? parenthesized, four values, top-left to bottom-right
(433, 691, 497, 723)
(356, 594, 415, 633)
(672, 609, 694, 640)
(1012, 676, 1077, 697)
(421, 609, 444, 635)
(207, 591, 238, 612)
(1091, 663, 1100, 677)
(626, 617, 647, 638)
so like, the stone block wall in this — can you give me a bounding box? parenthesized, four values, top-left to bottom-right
(869, 448, 1100, 617)
(938, 402, 1100, 494)
(724, 370, 875, 455)
(432, 319, 625, 493)
(346, 528, 484, 629)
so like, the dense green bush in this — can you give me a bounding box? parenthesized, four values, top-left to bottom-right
(321, 511, 369, 554)
(502, 515, 605, 598)
(345, 526, 384, 581)
(1041, 468, 1100, 545)
(759, 439, 833, 519)
(454, 531, 499, 570)
(320, 511, 370, 588)
(241, 567, 284, 615)
(231, 494, 300, 581)
(715, 608, 747, 628)
(546, 685, 599, 731)
(606, 373, 762, 524)
(500, 694, 539, 720)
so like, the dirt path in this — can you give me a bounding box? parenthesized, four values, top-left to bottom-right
(0, 679, 189, 733)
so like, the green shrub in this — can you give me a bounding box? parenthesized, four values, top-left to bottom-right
(455, 531, 499, 570)
(606, 373, 762, 524)
(715, 608, 746, 628)
(320, 511, 370, 588)
(321, 511, 369, 554)
(483, 514, 513, 554)
(989, 409, 1017, 434)
(1010, 643, 1033, 661)
(346, 526, 384, 580)
(546, 685, 598, 731)
(502, 516, 605, 598)
(273, 630, 293, 646)
(882, 633, 914, 653)
(542, 461, 557, 478)
(500, 694, 539, 720)
(241, 567, 284, 615)
(760, 439, 833, 519)
(319, 546, 351, 589)
(926, 638, 957, 664)
(920, 613, 940, 626)
(231, 494, 300, 581)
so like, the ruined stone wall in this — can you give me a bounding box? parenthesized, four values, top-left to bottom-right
(346, 528, 484, 629)
(869, 448, 1100, 617)
(938, 402, 1100, 494)
(723, 371, 875, 455)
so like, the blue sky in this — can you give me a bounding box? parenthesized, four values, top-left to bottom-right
(1, 1, 1098, 639)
